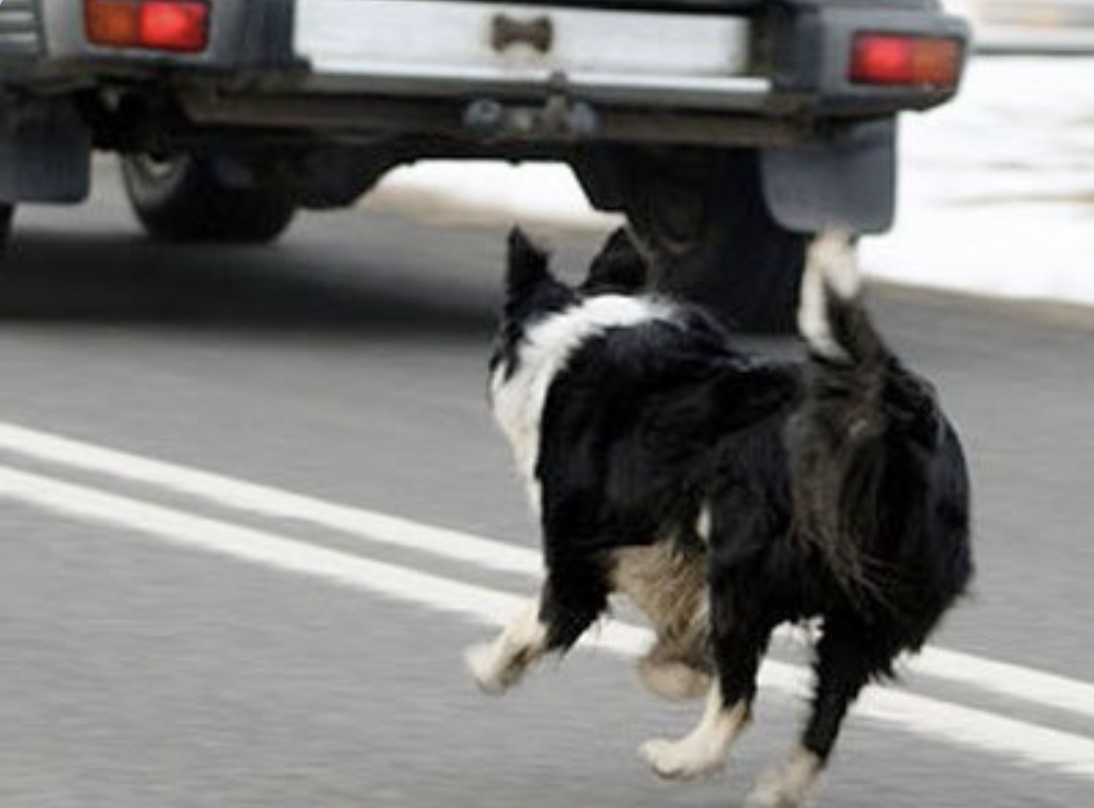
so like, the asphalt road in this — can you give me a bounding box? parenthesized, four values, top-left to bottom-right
(0, 168, 1091, 808)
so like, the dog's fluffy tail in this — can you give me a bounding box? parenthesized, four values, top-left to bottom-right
(797, 230, 888, 367)
(794, 230, 892, 603)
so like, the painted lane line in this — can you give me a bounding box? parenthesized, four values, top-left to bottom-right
(0, 464, 525, 625)
(0, 421, 537, 575)
(0, 464, 1093, 780)
(0, 420, 1093, 723)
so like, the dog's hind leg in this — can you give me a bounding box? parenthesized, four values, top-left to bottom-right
(745, 618, 892, 808)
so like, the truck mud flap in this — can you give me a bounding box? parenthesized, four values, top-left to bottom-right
(0, 98, 91, 204)
(760, 119, 896, 235)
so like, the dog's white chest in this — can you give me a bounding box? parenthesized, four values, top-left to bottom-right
(490, 362, 544, 508)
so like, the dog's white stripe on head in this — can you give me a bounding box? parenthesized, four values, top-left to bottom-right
(491, 295, 676, 510)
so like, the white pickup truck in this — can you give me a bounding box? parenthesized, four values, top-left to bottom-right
(0, 0, 967, 329)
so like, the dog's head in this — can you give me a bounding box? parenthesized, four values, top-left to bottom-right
(490, 228, 578, 381)
(492, 227, 652, 381)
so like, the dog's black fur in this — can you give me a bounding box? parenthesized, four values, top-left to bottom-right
(474, 227, 973, 804)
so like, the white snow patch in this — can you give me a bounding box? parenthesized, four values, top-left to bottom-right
(860, 56, 1094, 308)
(367, 161, 622, 231)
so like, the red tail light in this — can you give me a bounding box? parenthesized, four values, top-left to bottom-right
(850, 33, 962, 90)
(140, 2, 210, 52)
(86, 0, 209, 54)
(85, 0, 141, 47)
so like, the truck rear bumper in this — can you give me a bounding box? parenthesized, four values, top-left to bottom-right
(9, 1, 967, 126)
(0, 0, 964, 230)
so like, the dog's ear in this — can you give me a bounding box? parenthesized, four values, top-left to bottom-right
(506, 227, 552, 298)
(582, 227, 649, 295)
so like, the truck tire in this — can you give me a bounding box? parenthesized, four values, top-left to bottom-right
(0, 204, 12, 252)
(617, 149, 807, 334)
(120, 154, 296, 244)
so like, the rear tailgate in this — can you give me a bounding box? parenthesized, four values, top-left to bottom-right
(292, 0, 770, 110)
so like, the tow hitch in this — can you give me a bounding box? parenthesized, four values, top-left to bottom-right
(463, 76, 598, 142)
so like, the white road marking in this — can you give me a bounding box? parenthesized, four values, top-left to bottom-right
(1, 463, 1093, 780)
(0, 421, 538, 575)
(0, 420, 1092, 723)
(0, 464, 523, 622)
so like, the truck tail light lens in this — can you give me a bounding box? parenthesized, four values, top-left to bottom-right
(86, 0, 209, 54)
(85, 0, 141, 48)
(850, 33, 962, 90)
(140, 2, 210, 52)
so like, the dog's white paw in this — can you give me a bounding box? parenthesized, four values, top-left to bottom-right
(637, 658, 711, 702)
(744, 750, 822, 808)
(639, 737, 726, 781)
(744, 776, 801, 808)
(464, 643, 521, 696)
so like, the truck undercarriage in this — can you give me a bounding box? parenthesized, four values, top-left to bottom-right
(0, 0, 968, 329)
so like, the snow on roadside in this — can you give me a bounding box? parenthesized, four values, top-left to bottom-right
(365, 161, 621, 231)
(862, 56, 1094, 308)
(368, 57, 1094, 310)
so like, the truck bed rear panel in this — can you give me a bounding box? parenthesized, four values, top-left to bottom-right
(294, 0, 755, 89)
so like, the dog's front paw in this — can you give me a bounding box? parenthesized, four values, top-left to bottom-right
(464, 643, 522, 695)
(639, 737, 727, 781)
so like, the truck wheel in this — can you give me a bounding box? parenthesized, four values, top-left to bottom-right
(0, 204, 12, 252)
(120, 154, 296, 243)
(618, 149, 807, 333)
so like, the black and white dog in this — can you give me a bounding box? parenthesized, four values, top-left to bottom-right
(467, 227, 973, 808)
